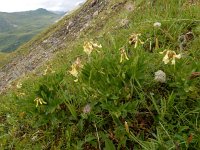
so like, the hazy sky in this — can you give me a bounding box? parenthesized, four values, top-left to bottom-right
(0, 0, 85, 12)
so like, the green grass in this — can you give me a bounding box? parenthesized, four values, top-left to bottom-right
(0, 0, 200, 149)
(0, 52, 9, 66)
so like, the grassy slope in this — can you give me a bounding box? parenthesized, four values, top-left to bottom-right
(0, 0, 200, 149)
(0, 9, 62, 52)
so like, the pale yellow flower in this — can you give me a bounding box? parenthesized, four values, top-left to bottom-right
(83, 41, 93, 55)
(92, 42, 102, 48)
(83, 41, 102, 55)
(74, 79, 79, 82)
(69, 57, 83, 81)
(120, 47, 129, 63)
(69, 65, 79, 78)
(159, 49, 181, 65)
(153, 22, 161, 49)
(43, 64, 55, 76)
(34, 97, 47, 107)
(125, 121, 129, 133)
(17, 92, 26, 97)
(74, 57, 83, 68)
(16, 82, 22, 89)
(155, 37, 159, 49)
(129, 33, 144, 48)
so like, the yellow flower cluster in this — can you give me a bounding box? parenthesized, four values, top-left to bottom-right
(69, 57, 83, 82)
(83, 41, 102, 56)
(43, 64, 55, 76)
(159, 49, 181, 65)
(17, 92, 26, 97)
(16, 82, 22, 89)
(34, 97, 47, 107)
(129, 33, 144, 48)
(120, 47, 129, 63)
(69, 41, 102, 81)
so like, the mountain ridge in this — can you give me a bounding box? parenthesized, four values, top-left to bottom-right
(0, 8, 63, 52)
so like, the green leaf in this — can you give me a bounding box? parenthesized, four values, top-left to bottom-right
(65, 103, 77, 119)
(104, 139, 116, 150)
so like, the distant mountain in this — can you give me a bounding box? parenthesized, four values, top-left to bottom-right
(50, 10, 66, 15)
(0, 8, 63, 52)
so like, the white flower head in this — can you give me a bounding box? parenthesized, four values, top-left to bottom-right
(83, 104, 91, 114)
(154, 22, 161, 27)
(154, 70, 166, 83)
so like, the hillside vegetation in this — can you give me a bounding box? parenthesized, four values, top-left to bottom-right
(0, 8, 63, 52)
(0, 0, 200, 149)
